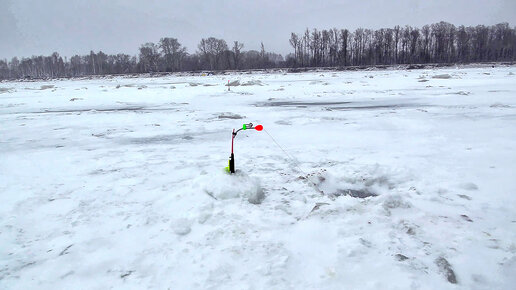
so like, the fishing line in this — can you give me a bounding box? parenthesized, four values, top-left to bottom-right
(263, 128, 323, 194)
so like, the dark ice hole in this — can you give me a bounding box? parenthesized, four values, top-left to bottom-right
(332, 188, 378, 198)
(257, 101, 351, 107)
(124, 134, 194, 144)
(255, 101, 426, 111)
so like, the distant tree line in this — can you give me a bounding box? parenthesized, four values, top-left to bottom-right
(287, 22, 516, 67)
(0, 22, 514, 80)
(0, 37, 283, 80)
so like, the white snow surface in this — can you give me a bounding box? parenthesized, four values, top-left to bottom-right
(1, 66, 516, 289)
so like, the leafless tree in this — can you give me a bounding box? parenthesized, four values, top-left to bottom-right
(139, 42, 160, 72)
(160, 38, 186, 71)
(232, 41, 244, 69)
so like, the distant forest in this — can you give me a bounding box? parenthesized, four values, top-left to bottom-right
(0, 22, 515, 80)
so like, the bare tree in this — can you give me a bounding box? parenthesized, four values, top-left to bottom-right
(138, 42, 160, 72)
(198, 37, 228, 70)
(232, 41, 244, 69)
(260, 42, 268, 67)
(289, 33, 299, 65)
(159, 38, 186, 71)
(339, 29, 349, 66)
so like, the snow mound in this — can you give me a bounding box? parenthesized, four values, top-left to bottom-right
(172, 218, 192, 235)
(458, 182, 478, 190)
(316, 172, 380, 199)
(198, 171, 265, 204)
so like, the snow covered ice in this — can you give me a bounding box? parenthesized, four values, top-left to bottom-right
(1, 65, 516, 289)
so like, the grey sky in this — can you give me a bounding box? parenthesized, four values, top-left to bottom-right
(1, 0, 515, 60)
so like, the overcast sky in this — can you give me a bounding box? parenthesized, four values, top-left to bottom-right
(1, 0, 515, 60)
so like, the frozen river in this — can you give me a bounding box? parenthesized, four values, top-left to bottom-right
(1, 66, 515, 289)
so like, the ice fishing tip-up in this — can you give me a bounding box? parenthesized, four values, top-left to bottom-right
(233, 123, 263, 136)
(226, 122, 263, 174)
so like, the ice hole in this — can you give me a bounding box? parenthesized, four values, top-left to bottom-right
(332, 188, 378, 198)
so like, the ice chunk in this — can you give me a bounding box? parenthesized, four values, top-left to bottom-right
(432, 74, 452, 79)
(40, 85, 55, 90)
(435, 257, 457, 284)
(226, 80, 240, 86)
(241, 80, 263, 86)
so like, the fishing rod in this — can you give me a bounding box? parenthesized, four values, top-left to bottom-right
(226, 122, 263, 174)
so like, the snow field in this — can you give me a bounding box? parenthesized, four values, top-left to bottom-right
(1, 66, 515, 289)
